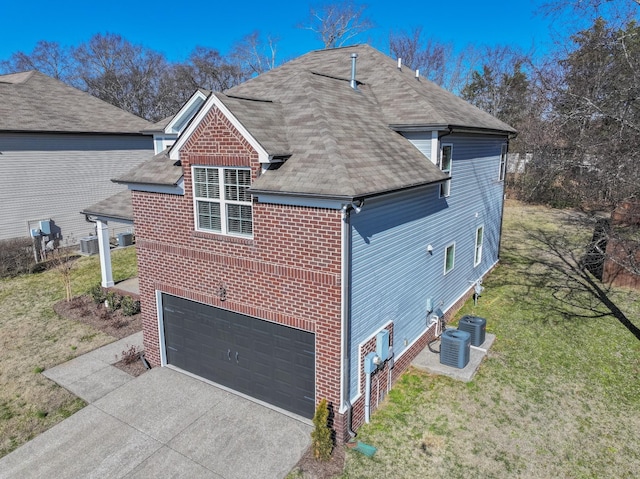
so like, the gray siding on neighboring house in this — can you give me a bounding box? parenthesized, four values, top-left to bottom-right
(0, 133, 152, 241)
(348, 134, 506, 399)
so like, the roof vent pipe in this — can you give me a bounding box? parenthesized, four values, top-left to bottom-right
(350, 53, 358, 90)
(415, 69, 420, 80)
(397, 58, 402, 70)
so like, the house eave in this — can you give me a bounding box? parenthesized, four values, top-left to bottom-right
(389, 124, 516, 137)
(250, 178, 447, 203)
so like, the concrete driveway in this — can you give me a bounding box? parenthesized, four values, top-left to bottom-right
(0, 335, 311, 479)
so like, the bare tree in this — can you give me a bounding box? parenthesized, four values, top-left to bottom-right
(230, 31, 278, 76)
(388, 27, 480, 93)
(0, 40, 73, 81)
(170, 46, 246, 93)
(72, 33, 169, 121)
(300, 1, 373, 48)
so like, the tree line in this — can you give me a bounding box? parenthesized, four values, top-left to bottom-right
(1, 0, 639, 209)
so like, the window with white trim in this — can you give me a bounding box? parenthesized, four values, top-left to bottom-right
(499, 144, 508, 181)
(439, 144, 453, 197)
(474, 225, 484, 267)
(444, 242, 455, 274)
(193, 166, 253, 236)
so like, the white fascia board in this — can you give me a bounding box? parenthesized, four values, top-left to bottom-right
(165, 90, 208, 135)
(169, 93, 269, 164)
(127, 177, 184, 195)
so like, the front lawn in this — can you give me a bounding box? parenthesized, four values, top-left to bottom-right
(0, 247, 137, 458)
(341, 202, 640, 478)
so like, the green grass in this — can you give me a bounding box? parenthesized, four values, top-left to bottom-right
(0, 247, 137, 458)
(341, 202, 640, 479)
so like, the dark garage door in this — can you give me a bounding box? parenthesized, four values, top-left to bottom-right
(162, 294, 315, 418)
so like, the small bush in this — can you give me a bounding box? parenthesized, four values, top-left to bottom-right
(89, 284, 106, 304)
(105, 291, 121, 312)
(120, 295, 141, 316)
(120, 345, 141, 365)
(311, 398, 333, 461)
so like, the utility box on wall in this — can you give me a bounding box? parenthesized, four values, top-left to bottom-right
(376, 329, 390, 361)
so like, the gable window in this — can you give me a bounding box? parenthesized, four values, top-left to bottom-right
(193, 166, 252, 236)
(444, 242, 455, 274)
(474, 225, 484, 267)
(499, 144, 508, 181)
(439, 144, 453, 197)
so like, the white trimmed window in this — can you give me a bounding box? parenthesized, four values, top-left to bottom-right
(499, 144, 508, 181)
(444, 242, 455, 274)
(439, 144, 453, 197)
(474, 225, 484, 267)
(193, 166, 253, 236)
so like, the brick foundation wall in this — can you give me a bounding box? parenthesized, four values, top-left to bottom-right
(132, 103, 344, 415)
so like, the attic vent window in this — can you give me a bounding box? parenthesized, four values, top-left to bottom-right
(193, 166, 253, 237)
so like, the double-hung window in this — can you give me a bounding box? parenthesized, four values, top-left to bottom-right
(474, 225, 484, 267)
(499, 144, 507, 181)
(193, 166, 253, 237)
(439, 144, 453, 198)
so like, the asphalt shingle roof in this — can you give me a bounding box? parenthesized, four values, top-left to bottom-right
(114, 149, 182, 186)
(114, 45, 515, 200)
(0, 70, 152, 134)
(81, 190, 134, 222)
(222, 44, 514, 198)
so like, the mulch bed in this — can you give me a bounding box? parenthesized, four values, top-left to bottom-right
(289, 445, 346, 479)
(53, 295, 148, 377)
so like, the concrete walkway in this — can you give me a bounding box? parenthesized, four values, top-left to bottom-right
(0, 334, 311, 479)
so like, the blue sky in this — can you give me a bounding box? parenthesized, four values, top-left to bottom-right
(1, 0, 556, 63)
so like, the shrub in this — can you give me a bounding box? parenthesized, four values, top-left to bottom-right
(120, 345, 141, 364)
(0, 237, 35, 278)
(311, 398, 333, 461)
(89, 284, 106, 304)
(120, 295, 141, 316)
(105, 291, 121, 312)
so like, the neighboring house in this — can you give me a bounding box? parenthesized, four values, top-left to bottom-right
(0, 70, 153, 243)
(114, 45, 515, 441)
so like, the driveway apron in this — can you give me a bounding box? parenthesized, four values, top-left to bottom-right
(0, 343, 311, 479)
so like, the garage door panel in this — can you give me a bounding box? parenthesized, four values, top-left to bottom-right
(162, 294, 315, 418)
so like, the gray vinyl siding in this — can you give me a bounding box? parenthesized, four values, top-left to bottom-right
(0, 133, 152, 241)
(348, 133, 506, 399)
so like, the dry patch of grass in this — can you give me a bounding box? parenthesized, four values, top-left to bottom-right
(0, 247, 137, 458)
(341, 202, 640, 478)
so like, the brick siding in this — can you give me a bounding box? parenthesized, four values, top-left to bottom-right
(132, 104, 344, 421)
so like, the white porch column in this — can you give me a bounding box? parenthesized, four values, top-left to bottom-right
(96, 219, 114, 287)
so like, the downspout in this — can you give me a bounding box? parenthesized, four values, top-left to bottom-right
(340, 204, 357, 439)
